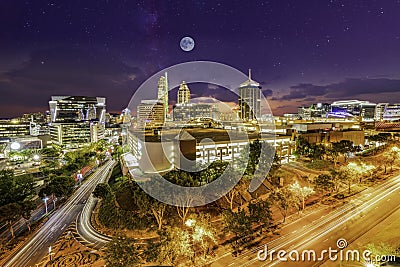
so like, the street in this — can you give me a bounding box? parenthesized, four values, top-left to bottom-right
(2, 159, 115, 267)
(211, 174, 400, 267)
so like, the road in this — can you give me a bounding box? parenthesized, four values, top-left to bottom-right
(210, 173, 400, 267)
(2, 159, 115, 267)
(76, 161, 115, 248)
(0, 196, 56, 240)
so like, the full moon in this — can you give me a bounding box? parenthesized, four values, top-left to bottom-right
(180, 36, 195, 52)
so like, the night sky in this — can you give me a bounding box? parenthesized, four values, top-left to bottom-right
(1, 0, 400, 117)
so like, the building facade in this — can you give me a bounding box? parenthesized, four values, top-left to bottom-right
(298, 103, 331, 119)
(173, 103, 214, 121)
(48, 96, 106, 147)
(329, 100, 376, 122)
(382, 104, 400, 121)
(49, 96, 106, 123)
(0, 119, 30, 138)
(375, 103, 389, 121)
(177, 81, 190, 104)
(238, 69, 261, 121)
(137, 100, 165, 128)
(157, 73, 169, 120)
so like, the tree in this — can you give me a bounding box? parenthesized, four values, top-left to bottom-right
(365, 242, 399, 264)
(331, 140, 356, 163)
(314, 174, 335, 195)
(329, 169, 342, 192)
(289, 182, 314, 212)
(222, 208, 252, 244)
(199, 161, 229, 184)
(186, 214, 217, 260)
(295, 136, 310, 156)
(223, 179, 248, 210)
(338, 167, 356, 194)
(146, 227, 193, 265)
(20, 200, 35, 232)
(40, 175, 76, 198)
(104, 234, 142, 267)
(383, 146, 400, 173)
(308, 144, 326, 160)
(175, 192, 194, 225)
(270, 188, 295, 223)
(0, 170, 34, 206)
(248, 199, 272, 234)
(0, 203, 21, 238)
(93, 183, 112, 199)
(326, 145, 339, 167)
(150, 201, 167, 230)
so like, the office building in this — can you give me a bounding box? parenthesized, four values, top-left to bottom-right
(0, 119, 30, 138)
(49, 96, 106, 123)
(329, 100, 376, 121)
(21, 112, 47, 123)
(382, 104, 400, 121)
(173, 103, 214, 121)
(137, 100, 165, 128)
(298, 103, 331, 119)
(375, 103, 389, 121)
(177, 81, 190, 104)
(157, 73, 169, 120)
(238, 69, 261, 121)
(48, 96, 106, 147)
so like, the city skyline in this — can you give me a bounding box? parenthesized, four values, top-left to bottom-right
(2, 1, 400, 116)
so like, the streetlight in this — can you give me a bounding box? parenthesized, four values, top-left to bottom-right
(10, 142, 21, 150)
(52, 196, 57, 209)
(43, 196, 49, 214)
(33, 154, 40, 161)
(185, 218, 196, 227)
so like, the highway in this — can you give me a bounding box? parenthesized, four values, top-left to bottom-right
(76, 162, 114, 248)
(2, 159, 115, 267)
(210, 174, 400, 267)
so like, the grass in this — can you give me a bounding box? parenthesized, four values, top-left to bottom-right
(305, 159, 333, 170)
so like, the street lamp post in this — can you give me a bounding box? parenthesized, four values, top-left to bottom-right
(52, 195, 57, 210)
(43, 196, 49, 214)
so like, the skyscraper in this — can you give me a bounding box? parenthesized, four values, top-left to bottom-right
(177, 81, 191, 104)
(157, 72, 169, 120)
(238, 69, 261, 121)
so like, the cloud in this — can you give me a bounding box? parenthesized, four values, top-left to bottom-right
(0, 47, 144, 116)
(274, 78, 400, 101)
(262, 88, 273, 97)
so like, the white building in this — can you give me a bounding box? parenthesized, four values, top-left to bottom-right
(177, 81, 191, 104)
(157, 73, 169, 120)
(238, 69, 261, 122)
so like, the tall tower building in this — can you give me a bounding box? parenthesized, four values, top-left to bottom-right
(177, 81, 191, 104)
(157, 72, 169, 120)
(238, 69, 261, 121)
